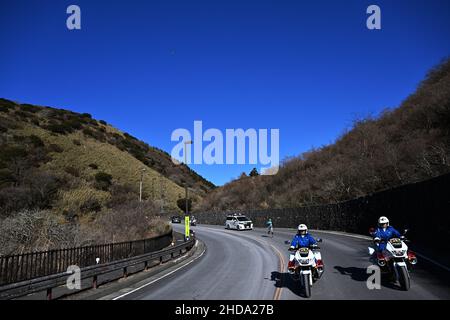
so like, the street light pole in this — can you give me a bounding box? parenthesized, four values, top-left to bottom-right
(139, 168, 146, 202)
(184, 141, 192, 216)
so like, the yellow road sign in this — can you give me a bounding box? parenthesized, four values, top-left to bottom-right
(185, 216, 190, 238)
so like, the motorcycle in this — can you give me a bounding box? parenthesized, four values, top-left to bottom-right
(287, 239, 324, 298)
(368, 228, 417, 291)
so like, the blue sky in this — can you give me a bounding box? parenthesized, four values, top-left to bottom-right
(1, 0, 450, 186)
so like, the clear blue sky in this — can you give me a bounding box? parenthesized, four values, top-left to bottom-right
(1, 0, 449, 186)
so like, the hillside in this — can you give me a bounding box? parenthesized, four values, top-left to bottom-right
(0, 99, 214, 255)
(0, 99, 215, 253)
(196, 58, 450, 212)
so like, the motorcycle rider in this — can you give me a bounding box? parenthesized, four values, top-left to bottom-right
(288, 224, 323, 271)
(373, 216, 402, 253)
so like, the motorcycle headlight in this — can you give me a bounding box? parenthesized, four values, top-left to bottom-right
(377, 259, 386, 267)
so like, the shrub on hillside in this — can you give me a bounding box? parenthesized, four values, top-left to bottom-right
(63, 118, 83, 130)
(91, 200, 165, 243)
(88, 163, 98, 170)
(80, 197, 102, 213)
(0, 168, 14, 185)
(48, 143, 63, 153)
(20, 104, 41, 113)
(0, 98, 17, 108)
(14, 110, 31, 119)
(106, 184, 136, 208)
(94, 172, 113, 190)
(0, 145, 28, 164)
(64, 166, 80, 177)
(0, 209, 78, 255)
(0, 171, 63, 216)
(28, 135, 45, 147)
(177, 198, 192, 213)
(82, 127, 106, 141)
(43, 122, 72, 134)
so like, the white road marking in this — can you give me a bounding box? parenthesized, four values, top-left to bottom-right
(111, 241, 206, 300)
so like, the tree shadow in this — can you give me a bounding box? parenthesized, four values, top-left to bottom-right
(271, 271, 308, 297)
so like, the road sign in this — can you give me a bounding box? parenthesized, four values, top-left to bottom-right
(185, 216, 190, 240)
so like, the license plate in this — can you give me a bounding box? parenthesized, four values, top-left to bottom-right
(300, 259, 309, 264)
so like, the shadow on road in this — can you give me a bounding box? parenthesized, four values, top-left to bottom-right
(334, 266, 368, 282)
(271, 271, 309, 297)
(334, 266, 405, 291)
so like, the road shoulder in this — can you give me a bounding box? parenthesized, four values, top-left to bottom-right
(62, 239, 206, 300)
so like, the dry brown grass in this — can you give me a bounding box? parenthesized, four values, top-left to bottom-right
(15, 125, 185, 213)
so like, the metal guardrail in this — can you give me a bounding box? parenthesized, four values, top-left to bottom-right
(0, 231, 173, 286)
(0, 237, 195, 300)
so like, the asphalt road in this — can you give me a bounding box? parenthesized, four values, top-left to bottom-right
(118, 224, 450, 300)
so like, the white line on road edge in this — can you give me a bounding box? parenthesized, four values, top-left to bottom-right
(111, 240, 206, 300)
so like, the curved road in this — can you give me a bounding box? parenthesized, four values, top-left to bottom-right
(118, 224, 450, 300)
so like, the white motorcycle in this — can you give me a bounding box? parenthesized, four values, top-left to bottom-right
(287, 239, 324, 298)
(368, 229, 417, 291)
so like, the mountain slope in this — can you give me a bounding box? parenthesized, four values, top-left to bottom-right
(196, 58, 450, 212)
(0, 99, 214, 218)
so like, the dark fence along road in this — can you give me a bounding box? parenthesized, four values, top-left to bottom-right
(194, 173, 450, 259)
(0, 230, 173, 286)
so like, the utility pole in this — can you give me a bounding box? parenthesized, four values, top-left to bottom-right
(139, 168, 146, 202)
(184, 140, 192, 216)
(160, 176, 164, 213)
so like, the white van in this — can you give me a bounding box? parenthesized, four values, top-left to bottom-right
(225, 214, 253, 230)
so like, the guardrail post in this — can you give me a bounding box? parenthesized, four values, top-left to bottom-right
(93, 275, 98, 289)
(144, 261, 148, 270)
(159, 256, 163, 265)
(46, 288, 52, 300)
(123, 267, 127, 278)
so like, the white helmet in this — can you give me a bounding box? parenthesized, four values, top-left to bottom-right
(298, 224, 308, 233)
(378, 216, 389, 226)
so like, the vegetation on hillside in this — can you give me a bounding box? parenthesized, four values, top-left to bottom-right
(196, 58, 450, 212)
(0, 99, 213, 254)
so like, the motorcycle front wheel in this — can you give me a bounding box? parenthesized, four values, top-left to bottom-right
(302, 273, 311, 298)
(397, 265, 410, 291)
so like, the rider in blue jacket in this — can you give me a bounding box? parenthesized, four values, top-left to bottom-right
(288, 224, 318, 270)
(373, 216, 402, 252)
(290, 224, 317, 248)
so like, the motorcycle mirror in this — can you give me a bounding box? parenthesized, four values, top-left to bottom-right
(404, 228, 409, 234)
(317, 238, 323, 243)
(368, 227, 375, 236)
(284, 240, 290, 245)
